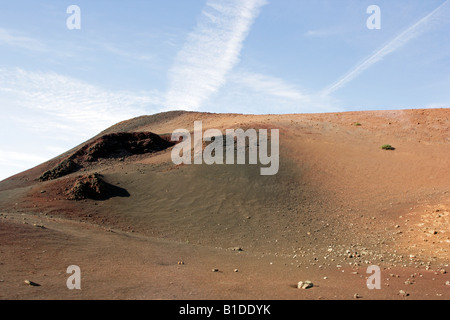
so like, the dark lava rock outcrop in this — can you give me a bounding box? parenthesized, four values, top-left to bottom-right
(74, 132, 174, 162)
(66, 173, 129, 201)
(39, 159, 79, 182)
(39, 132, 174, 181)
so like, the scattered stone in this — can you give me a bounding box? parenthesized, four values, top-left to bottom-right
(399, 290, 409, 297)
(354, 293, 361, 299)
(439, 269, 447, 274)
(212, 269, 219, 272)
(230, 247, 243, 252)
(24, 280, 40, 287)
(177, 261, 185, 265)
(297, 281, 313, 290)
(234, 269, 239, 273)
(33, 224, 45, 229)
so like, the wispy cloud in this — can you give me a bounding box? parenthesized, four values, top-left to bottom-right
(164, 0, 267, 110)
(322, 0, 450, 96)
(230, 71, 308, 101)
(0, 68, 161, 134)
(0, 149, 50, 181)
(0, 28, 46, 51)
(425, 102, 450, 109)
(207, 70, 338, 114)
(304, 26, 346, 38)
(94, 41, 155, 64)
(0, 67, 164, 180)
(0, 150, 49, 168)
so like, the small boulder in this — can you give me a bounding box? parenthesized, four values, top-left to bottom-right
(24, 280, 40, 287)
(297, 281, 313, 290)
(399, 290, 409, 297)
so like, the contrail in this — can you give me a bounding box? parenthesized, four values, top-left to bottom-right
(322, 0, 450, 96)
(165, 0, 267, 110)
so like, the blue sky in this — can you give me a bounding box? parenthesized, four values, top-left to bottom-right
(1, 0, 449, 180)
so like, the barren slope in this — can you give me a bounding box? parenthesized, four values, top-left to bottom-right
(0, 108, 449, 299)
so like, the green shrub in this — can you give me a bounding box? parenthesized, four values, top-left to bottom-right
(381, 144, 395, 150)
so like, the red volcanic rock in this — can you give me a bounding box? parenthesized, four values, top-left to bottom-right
(75, 132, 174, 162)
(66, 173, 108, 201)
(39, 132, 174, 181)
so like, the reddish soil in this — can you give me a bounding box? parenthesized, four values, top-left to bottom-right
(0, 108, 449, 300)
